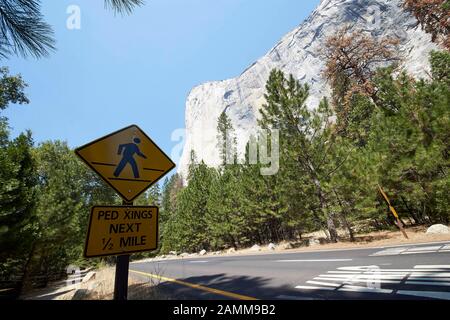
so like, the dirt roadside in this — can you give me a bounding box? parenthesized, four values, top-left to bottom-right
(21, 267, 167, 300)
(138, 225, 450, 262)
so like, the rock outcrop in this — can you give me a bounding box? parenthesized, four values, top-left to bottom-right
(179, 0, 437, 178)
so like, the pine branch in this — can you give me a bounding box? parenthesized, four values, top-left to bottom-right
(104, 0, 144, 15)
(0, 0, 55, 59)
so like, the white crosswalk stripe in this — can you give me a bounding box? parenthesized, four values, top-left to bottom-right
(294, 265, 450, 299)
(371, 244, 450, 256)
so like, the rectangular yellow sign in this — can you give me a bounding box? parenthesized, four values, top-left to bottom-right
(84, 206, 158, 258)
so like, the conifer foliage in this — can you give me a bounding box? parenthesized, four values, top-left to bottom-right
(160, 48, 450, 252)
(403, 0, 450, 50)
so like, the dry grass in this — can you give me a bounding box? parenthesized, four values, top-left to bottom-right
(56, 265, 168, 300)
(128, 263, 170, 300)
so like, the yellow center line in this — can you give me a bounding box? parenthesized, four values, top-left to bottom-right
(130, 269, 258, 300)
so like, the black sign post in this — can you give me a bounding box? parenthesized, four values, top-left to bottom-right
(114, 254, 130, 300)
(114, 200, 132, 300)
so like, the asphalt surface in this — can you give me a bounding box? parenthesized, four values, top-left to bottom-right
(130, 241, 450, 300)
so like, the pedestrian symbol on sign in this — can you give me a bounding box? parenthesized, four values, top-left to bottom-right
(113, 138, 147, 179)
(75, 125, 175, 202)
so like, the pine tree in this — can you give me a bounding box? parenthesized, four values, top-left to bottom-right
(161, 156, 216, 253)
(321, 26, 400, 134)
(0, 123, 37, 292)
(216, 111, 237, 166)
(0, 69, 36, 294)
(206, 113, 242, 248)
(403, 0, 450, 50)
(26, 141, 90, 286)
(362, 52, 449, 226)
(160, 174, 183, 223)
(206, 166, 246, 249)
(259, 69, 347, 242)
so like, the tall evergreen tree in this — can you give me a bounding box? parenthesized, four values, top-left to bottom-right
(0, 123, 36, 291)
(161, 157, 216, 253)
(259, 69, 347, 242)
(205, 113, 247, 249)
(0, 69, 36, 293)
(216, 111, 237, 166)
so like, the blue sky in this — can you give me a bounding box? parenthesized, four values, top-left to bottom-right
(5, 0, 320, 165)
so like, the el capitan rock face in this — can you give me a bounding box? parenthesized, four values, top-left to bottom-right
(179, 0, 438, 179)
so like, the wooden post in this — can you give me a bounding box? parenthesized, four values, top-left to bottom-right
(378, 185, 408, 239)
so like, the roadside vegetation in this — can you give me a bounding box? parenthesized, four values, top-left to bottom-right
(161, 46, 449, 254)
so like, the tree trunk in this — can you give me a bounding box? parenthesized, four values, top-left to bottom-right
(333, 189, 355, 242)
(400, 196, 419, 225)
(326, 213, 339, 243)
(229, 234, 238, 249)
(20, 241, 37, 294)
(339, 211, 355, 242)
(312, 176, 338, 243)
(300, 158, 339, 242)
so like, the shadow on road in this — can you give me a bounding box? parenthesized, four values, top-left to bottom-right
(131, 273, 430, 300)
(131, 272, 288, 300)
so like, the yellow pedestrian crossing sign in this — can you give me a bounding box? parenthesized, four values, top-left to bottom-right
(75, 125, 175, 202)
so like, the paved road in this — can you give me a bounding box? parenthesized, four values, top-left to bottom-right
(130, 241, 450, 300)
